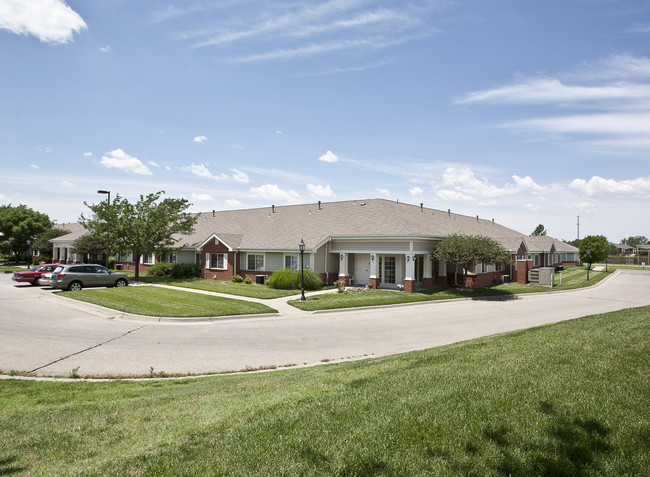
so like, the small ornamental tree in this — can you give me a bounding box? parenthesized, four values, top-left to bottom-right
(80, 191, 197, 278)
(433, 233, 511, 287)
(531, 224, 547, 236)
(579, 235, 609, 269)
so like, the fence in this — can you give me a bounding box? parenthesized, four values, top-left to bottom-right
(604, 255, 649, 267)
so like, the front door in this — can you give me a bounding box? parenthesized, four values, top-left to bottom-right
(379, 256, 397, 289)
(354, 254, 370, 286)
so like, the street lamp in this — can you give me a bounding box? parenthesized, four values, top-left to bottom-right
(586, 248, 591, 281)
(299, 238, 306, 301)
(97, 190, 111, 268)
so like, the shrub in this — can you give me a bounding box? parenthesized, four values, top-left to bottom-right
(267, 268, 323, 291)
(170, 263, 200, 279)
(108, 256, 116, 270)
(232, 274, 244, 283)
(147, 262, 173, 277)
(243, 277, 253, 284)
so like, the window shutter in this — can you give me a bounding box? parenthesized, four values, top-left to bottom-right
(205, 253, 210, 268)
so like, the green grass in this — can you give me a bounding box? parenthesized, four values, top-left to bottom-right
(57, 286, 277, 317)
(0, 306, 648, 475)
(135, 276, 304, 299)
(290, 267, 612, 311)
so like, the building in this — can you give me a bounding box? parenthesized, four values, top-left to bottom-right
(50, 199, 579, 290)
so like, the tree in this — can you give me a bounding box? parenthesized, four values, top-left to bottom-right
(621, 235, 648, 249)
(433, 233, 511, 287)
(531, 224, 547, 236)
(579, 235, 609, 269)
(0, 205, 52, 263)
(72, 233, 109, 258)
(80, 191, 198, 278)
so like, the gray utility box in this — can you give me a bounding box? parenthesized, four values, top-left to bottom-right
(528, 267, 554, 287)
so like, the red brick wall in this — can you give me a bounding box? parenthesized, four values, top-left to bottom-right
(201, 241, 235, 280)
(404, 279, 416, 293)
(517, 260, 533, 284)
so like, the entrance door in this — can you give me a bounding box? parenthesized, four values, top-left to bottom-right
(354, 254, 370, 286)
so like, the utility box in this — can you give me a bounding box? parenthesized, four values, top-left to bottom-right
(255, 275, 266, 285)
(528, 267, 554, 287)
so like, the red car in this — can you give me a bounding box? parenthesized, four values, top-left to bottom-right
(12, 264, 61, 286)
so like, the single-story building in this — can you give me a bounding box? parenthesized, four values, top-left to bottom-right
(51, 199, 579, 290)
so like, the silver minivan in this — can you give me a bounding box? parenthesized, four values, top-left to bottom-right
(51, 264, 131, 291)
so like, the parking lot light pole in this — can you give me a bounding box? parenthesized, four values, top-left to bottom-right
(586, 248, 591, 281)
(299, 239, 306, 301)
(97, 190, 110, 268)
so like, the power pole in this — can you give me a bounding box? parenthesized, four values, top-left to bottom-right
(576, 216, 580, 240)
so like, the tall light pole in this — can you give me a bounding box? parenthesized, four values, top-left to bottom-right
(586, 248, 591, 281)
(299, 238, 306, 301)
(97, 190, 110, 268)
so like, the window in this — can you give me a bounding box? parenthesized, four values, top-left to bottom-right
(247, 254, 264, 271)
(142, 253, 154, 265)
(534, 255, 540, 266)
(285, 255, 299, 270)
(209, 253, 227, 270)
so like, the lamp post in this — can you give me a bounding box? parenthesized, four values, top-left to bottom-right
(586, 248, 591, 281)
(97, 190, 110, 268)
(299, 238, 306, 301)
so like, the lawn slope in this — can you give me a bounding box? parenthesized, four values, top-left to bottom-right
(1, 306, 647, 476)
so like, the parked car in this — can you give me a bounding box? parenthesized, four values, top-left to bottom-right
(50, 264, 131, 291)
(12, 264, 61, 286)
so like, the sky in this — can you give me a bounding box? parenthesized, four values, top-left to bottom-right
(1, 0, 649, 243)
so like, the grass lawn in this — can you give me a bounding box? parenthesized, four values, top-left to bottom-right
(0, 306, 647, 476)
(57, 286, 277, 317)
(135, 276, 303, 299)
(290, 266, 612, 311)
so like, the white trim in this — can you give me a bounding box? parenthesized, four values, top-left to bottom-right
(208, 253, 228, 270)
(197, 234, 235, 251)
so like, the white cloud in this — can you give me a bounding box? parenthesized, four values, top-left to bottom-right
(525, 203, 541, 212)
(0, 0, 87, 44)
(180, 163, 227, 180)
(377, 188, 391, 197)
(165, 165, 172, 171)
(307, 184, 336, 199)
(276, 129, 283, 135)
(409, 186, 423, 198)
(190, 193, 213, 202)
(576, 202, 597, 214)
(148, 160, 160, 167)
(225, 199, 244, 208)
(440, 167, 517, 199)
(83, 151, 92, 157)
(100, 148, 152, 175)
(193, 135, 207, 143)
(30, 164, 40, 169)
(318, 150, 339, 163)
(61, 180, 75, 188)
(99, 45, 110, 52)
(250, 184, 301, 203)
(231, 169, 249, 183)
(569, 176, 650, 198)
(512, 175, 546, 194)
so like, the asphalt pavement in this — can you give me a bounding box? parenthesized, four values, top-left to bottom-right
(1, 270, 649, 378)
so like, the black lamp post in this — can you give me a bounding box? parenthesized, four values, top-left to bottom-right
(97, 190, 111, 268)
(586, 248, 591, 281)
(299, 238, 306, 301)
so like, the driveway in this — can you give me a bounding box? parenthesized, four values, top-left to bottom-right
(1, 270, 649, 378)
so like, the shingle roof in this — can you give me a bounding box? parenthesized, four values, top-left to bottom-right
(177, 199, 529, 251)
(50, 223, 87, 243)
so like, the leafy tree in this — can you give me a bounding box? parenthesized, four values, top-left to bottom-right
(433, 233, 511, 286)
(579, 235, 609, 269)
(80, 191, 198, 278)
(621, 235, 648, 249)
(0, 205, 52, 263)
(531, 224, 547, 236)
(72, 233, 109, 257)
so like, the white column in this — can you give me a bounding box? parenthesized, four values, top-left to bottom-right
(404, 253, 415, 281)
(423, 255, 432, 279)
(369, 253, 377, 279)
(338, 253, 348, 278)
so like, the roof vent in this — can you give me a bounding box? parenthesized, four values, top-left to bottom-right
(448, 209, 451, 217)
(318, 200, 322, 210)
(477, 215, 479, 222)
(360, 202, 366, 206)
(492, 218, 495, 224)
(272, 205, 275, 214)
(420, 203, 423, 212)
(212, 210, 215, 217)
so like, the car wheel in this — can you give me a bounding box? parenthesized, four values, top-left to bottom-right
(30, 280, 39, 286)
(115, 279, 128, 288)
(68, 281, 83, 291)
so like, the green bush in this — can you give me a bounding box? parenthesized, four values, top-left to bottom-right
(108, 256, 116, 270)
(243, 277, 253, 284)
(170, 263, 200, 279)
(232, 274, 244, 283)
(147, 262, 173, 277)
(267, 268, 323, 291)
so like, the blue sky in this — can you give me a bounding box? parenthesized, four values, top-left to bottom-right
(1, 0, 649, 242)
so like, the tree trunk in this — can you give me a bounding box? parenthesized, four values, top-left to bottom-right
(134, 253, 141, 279)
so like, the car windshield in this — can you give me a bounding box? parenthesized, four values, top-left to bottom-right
(28, 266, 40, 271)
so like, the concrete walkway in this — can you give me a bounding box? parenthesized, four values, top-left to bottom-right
(1, 270, 648, 378)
